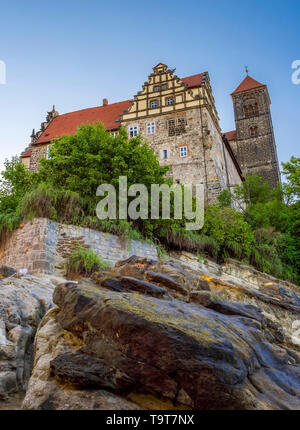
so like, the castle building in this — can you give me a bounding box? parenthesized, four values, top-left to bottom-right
(20, 63, 280, 201)
(225, 74, 280, 187)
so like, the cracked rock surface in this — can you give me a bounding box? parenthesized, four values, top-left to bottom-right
(22, 256, 300, 410)
(0, 272, 55, 407)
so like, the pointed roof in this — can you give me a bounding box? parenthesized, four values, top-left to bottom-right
(152, 63, 168, 72)
(231, 75, 265, 95)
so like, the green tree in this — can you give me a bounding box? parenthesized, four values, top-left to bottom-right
(38, 124, 169, 206)
(282, 156, 300, 203)
(0, 156, 34, 213)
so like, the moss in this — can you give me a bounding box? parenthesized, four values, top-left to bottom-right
(76, 283, 250, 353)
(63, 330, 84, 348)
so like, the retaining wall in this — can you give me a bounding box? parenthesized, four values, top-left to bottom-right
(0, 218, 157, 274)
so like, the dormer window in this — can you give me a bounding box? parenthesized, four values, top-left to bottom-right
(150, 100, 159, 109)
(166, 97, 174, 106)
(128, 126, 139, 137)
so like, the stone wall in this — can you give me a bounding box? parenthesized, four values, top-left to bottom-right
(29, 144, 48, 171)
(232, 87, 280, 187)
(0, 218, 51, 273)
(0, 218, 157, 274)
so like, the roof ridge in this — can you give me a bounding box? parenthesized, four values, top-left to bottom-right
(57, 99, 132, 118)
(182, 72, 204, 78)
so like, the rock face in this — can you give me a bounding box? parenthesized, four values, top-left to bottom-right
(21, 308, 140, 410)
(0, 271, 55, 405)
(23, 256, 300, 410)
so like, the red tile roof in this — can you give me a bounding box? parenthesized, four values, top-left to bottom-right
(21, 148, 31, 158)
(225, 130, 236, 141)
(182, 73, 205, 88)
(34, 73, 206, 145)
(35, 100, 131, 145)
(231, 75, 265, 95)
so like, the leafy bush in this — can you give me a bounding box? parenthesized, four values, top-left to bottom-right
(158, 226, 220, 259)
(65, 244, 110, 277)
(19, 183, 85, 224)
(202, 205, 255, 261)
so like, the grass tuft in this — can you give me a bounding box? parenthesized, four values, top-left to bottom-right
(65, 244, 110, 277)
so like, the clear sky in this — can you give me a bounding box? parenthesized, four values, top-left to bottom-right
(0, 0, 299, 173)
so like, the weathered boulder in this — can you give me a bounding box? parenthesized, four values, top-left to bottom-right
(0, 273, 55, 406)
(23, 256, 300, 410)
(21, 308, 140, 410)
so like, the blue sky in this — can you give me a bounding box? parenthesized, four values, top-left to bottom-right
(0, 0, 299, 173)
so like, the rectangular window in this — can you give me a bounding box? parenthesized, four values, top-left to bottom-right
(161, 84, 168, 90)
(154, 86, 160, 92)
(146, 122, 155, 134)
(112, 132, 119, 137)
(150, 100, 159, 109)
(128, 126, 138, 137)
(166, 97, 174, 106)
(179, 146, 188, 158)
(160, 148, 170, 160)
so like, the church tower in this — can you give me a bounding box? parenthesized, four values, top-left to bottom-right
(229, 73, 280, 187)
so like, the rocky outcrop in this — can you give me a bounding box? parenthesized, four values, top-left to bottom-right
(23, 256, 300, 410)
(21, 308, 140, 410)
(0, 271, 55, 406)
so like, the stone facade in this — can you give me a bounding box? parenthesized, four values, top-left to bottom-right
(29, 144, 48, 171)
(0, 218, 158, 274)
(230, 85, 280, 187)
(122, 64, 243, 202)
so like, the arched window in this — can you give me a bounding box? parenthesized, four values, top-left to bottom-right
(243, 102, 259, 117)
(249, 125, 258, 137)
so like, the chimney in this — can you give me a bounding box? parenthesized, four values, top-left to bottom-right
(102, 98, 108, 106)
